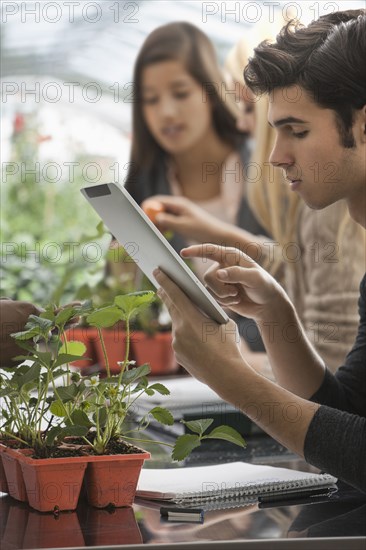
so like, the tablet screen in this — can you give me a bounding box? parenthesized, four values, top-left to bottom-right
(81, 183, 229, 324)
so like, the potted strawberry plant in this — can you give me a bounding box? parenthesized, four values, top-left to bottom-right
(0, 293, 245, 513)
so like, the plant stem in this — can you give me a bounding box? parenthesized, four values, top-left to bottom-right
(121, 435, 174, 448)
(97, 327, 110, 378)
(1, 430, 31, 447)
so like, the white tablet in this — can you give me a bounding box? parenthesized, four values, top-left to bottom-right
(81, 183, 229, 324)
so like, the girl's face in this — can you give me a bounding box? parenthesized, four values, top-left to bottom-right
(141, 60, 214, 155)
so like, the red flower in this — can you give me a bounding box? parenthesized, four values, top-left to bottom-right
(13, 113, 25, 133)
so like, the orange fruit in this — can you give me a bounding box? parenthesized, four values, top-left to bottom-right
(142, 199, 165, 224)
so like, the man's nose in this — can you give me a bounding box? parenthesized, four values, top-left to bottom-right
(269, 136, 292, 168)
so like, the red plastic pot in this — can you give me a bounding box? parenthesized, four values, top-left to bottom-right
(94, 327, 128, 374)
(131, 331, 178, 375)
(63, 327, 99, 370)
(20, 455, 88, 513)
(2, 447, 33, 503)
(84, 450, 151, 508)
(1, 443, 150, 512)
(0, 443, 9, 494)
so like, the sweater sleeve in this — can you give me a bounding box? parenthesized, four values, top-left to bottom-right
(304, 274, 366, 492)
(304, 406, 366, 492)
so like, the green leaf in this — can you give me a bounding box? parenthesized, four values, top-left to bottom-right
(87, 306, 122, 328)
(34, 351, 53, 365)
(122, 363, 151, 384)
(11, 327, 42, 341)
(148, 383, 170, 396)
(149, 407, 174, 426)
(45, 426, 62, 446)
(40, 306, 56, 323)
(205, 426, 246, 447)
(56, 384, 79, 402)
(53, 353, 89, 367)
(50, 400, 68, 417)
(55, 307, 78, 327)
(75, 300, 94, 316)
(13, 363, 41, 388)
(71, 409, 94, 428)
(182, 418, 214, 436)
(26, 314, 54, 332)
(114, 291, 155, 320)
(59, 341, 86, 357)
(172, 434, 201, 461)
(59, 425, 89, 439)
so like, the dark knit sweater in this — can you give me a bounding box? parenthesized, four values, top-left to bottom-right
(304, 274, 366, 492)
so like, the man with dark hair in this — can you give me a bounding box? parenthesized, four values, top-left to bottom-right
(153, 11, 366, 492)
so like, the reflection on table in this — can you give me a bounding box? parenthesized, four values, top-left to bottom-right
(1, 436, 365, 549)
(1, 481, 365, 548)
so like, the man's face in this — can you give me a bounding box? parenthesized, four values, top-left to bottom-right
(268, 86, 365, 221)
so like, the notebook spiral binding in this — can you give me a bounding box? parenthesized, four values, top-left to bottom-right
(173, 473, 335, 505)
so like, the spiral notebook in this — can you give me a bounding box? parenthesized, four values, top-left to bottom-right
(136, 461, 337, 506)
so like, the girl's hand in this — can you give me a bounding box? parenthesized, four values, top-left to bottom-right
(181, 244, 288, 323)
(147, 195, 222, 243)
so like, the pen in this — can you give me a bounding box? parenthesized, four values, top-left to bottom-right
(258, 487, 336, 509)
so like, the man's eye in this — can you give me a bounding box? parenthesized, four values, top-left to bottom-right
(293, 130, 309, 138)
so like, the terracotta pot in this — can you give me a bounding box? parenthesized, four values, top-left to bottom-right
(83, 505, 143, 545)
(1, 442, 150, 512)
(23, 509, 84, 548)
(94, 327, 128, 374)
(63, 327, 99, 370)
(84, 450, 151, 508)
(0, 443, 9, 494)
(131, 331, 178, 375)
(20, 455, 88, 513)
(1, 447, 32, 502)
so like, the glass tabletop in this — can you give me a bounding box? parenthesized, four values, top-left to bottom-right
(1, 435, 365, 549)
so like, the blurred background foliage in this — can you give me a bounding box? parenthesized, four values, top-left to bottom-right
(1, 110, 111, 304)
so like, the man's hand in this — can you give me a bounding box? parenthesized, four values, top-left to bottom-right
(153, 268, 249, 396)
(181, 244, 288, 322)
(0, 299, 43, 367)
